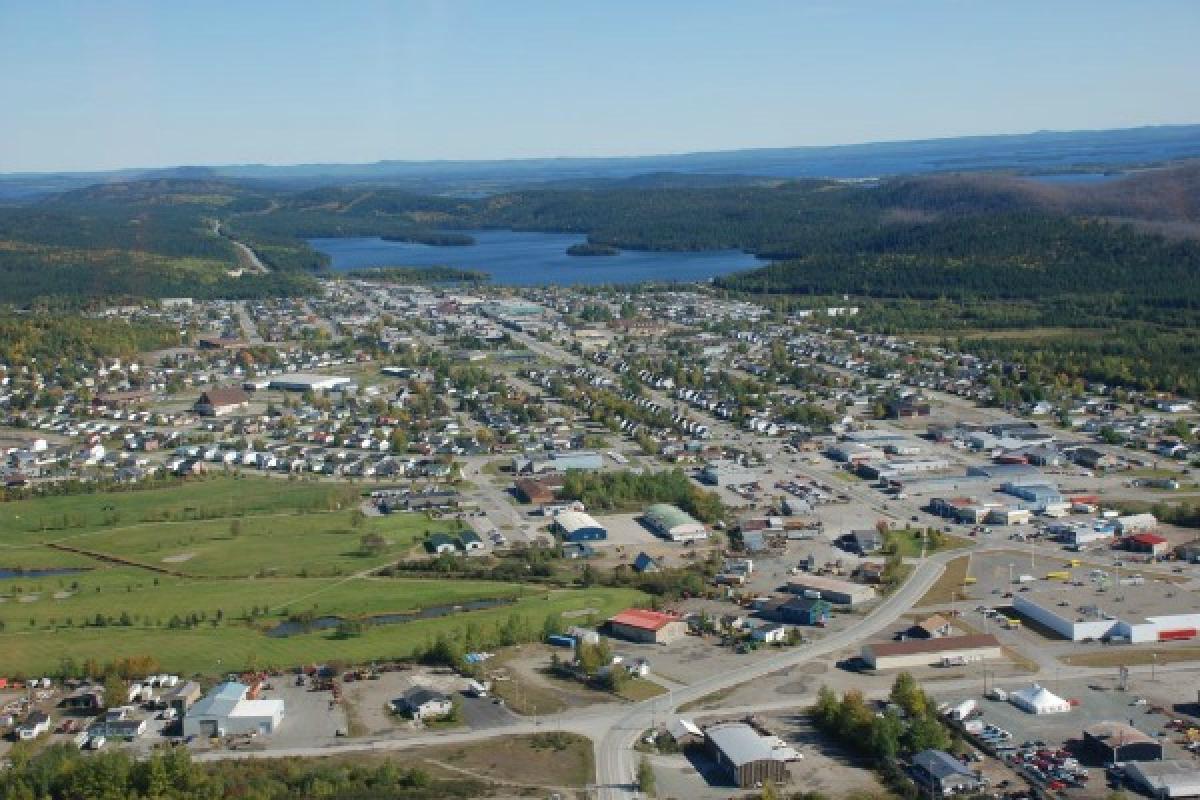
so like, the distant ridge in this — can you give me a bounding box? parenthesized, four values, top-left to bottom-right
(2, 123, 1199, 200)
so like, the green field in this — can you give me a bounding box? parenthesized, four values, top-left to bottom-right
(0, 586, 642, 676)
(885, 527, 971, 558)
(0, 477, 648, 676)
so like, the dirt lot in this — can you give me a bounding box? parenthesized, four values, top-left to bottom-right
(485, 644, 609, 715)
(338, 667, 474, 738)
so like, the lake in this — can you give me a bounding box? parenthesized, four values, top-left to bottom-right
(308, 229, 764, 286)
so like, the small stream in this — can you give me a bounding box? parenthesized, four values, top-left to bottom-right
(265, 597, 515, 637)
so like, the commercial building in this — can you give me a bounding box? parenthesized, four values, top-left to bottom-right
(607, 608, 687, 644)
(511, 450, 604, 475)
(514, 475, 565, 504)
(860, 634, 1003, 671)
(267, 373, 353, 392)
(786, 575, 876, 607)
(182, 682, 285, 738)
(1116, 514, 1159, 535)
(1010, 684, 1071, 714)
(1125, 532, 1170, 556)
(194, 387, 250, 417)
(1083, 722, 1164, 763)
(642, 504, 708, 542)
(1125, 760, 1200, 799)
(554, 510, 608, 542)
(704, 722, 790, 789)
(699, 460, 758, 486)
(911, 749, 984, 796)
(1011, 584, 1200, 643)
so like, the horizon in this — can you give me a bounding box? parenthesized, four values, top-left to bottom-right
(3, 0, 1200, 172)
(2, 121, 1199, 178)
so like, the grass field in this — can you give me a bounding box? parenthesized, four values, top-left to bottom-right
(409, 732, 595, 789)
(0, 585, 644, 676)
(885, 527, 971, 559)
(1059, 646, 1200, 668)
(0, 477, 647, 676)
(916, 554, 972, 607)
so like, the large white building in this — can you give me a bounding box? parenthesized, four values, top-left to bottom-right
(1012, 584, 1200, 643)
(182, 682, 285, 738)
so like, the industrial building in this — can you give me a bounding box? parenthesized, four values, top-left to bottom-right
(607, 608, 687, 644)
(1124, 760, 1200, 799)
(554, 510, 608, 542)
(511, 450, 604, 475)
(1012, 584, 1200, 643)
(267, 373, 353, 392)
(704, 722, 790, 789)
(194, 387, 250, 417)
(911, 749, 985, 796)
(1083, 722, 1164, 763)
(860, 634, 1003, 670)
(699, 460, 758, 486)
(786, 575, 876, 606)
(642, 503, 708, 542)
(182, 682, 285, 738)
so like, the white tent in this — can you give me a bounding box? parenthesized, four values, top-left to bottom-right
(1010, 684, 1071, 715)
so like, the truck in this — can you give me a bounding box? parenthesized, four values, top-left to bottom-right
(1002, 617, 1021, 629)
(1015, 574, 1036, 584)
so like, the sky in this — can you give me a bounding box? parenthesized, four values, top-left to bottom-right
(1, 0, 1198, 172)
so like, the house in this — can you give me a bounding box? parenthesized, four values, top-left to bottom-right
(426, 533, 459, 555)
(1073, 447, 1118, 471)
(194, 387, 250, 417)
(772, 595, 832, 626)
(749, 622, 790, 644)
(459, 532, 485, 551)
(911, 749, 984, 796)
(608, 608, 687, 644)
(390, 688, 453, 720)
(562, 542, 596, 560)
(887, 395, 931, 419)
(16, 711, 50, 740)
(632, 552, 661, 573)
(840, 529, 883, 554)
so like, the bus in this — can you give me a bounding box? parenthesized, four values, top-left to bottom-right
(1045, 571, 1071, 581)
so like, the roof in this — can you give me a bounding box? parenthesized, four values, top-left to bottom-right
(186, 682, 247, 719)
(199, 387, 249, 406)
(1011, 684, 1069, 710)
(668, 717, 702, 741)
(609, 608, 682, 632)
(644, 503, 701, 530)
(913, 749, 973, 780)
(401, 687, 450, 708)
(1125, 760, 1200, 797)
(1129, 532, 1168, 545)
(866, 634, 1000, 658)
(915, 614, 952, 633)
(705, 722, 776, 767)
(1084, 721, 1158, 747)
(555, 510, 604, 533)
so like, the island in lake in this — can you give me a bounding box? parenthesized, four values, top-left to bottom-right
(381, 231, 475, 247)
(566, 242, 620, 256)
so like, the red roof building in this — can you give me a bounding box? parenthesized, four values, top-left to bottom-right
(1126, 532, 1169, 555)
(608, 609, 687, 644)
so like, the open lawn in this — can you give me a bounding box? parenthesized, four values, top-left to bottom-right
(885, 527, 971, 558)
(1059, 646, 1200, 668)
(0, 477, 357, 541)
(55, 508, 453, 578)
(915, 553, 972, 607)
(0, 586, 645, 676)
(407, 732, 594, 790)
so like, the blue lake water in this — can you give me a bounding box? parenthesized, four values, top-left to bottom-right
(0, 567, 88, 580)
(309, 229, 764, 286)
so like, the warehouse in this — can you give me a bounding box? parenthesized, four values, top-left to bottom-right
(554, 510, 608, 542)
(1012, 584, 1200, 643)
(860, 634, 1003, 670)
(705, 722, 789, 789)
(786, 575, 876, 606)
(511, 450, 604, 475)
(267, 373, 352, 392)
(642, 503, 708, 542)
(1083, 721, 1164, 763)
(1125, 760, 1200, 799)
(183, 682, 285, 737)
(194, 387, 250, 417)
(1116, 513, 1159, 535)
(607, 608, 687, 644)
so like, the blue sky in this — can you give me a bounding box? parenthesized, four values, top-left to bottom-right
(1, 0, 1198, 172)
